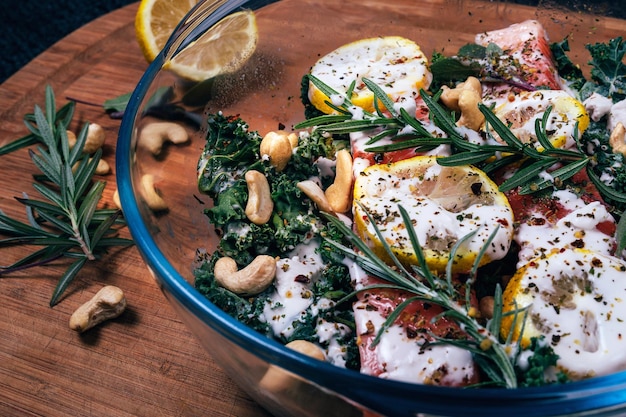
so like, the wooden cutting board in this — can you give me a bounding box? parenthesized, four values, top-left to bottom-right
(0, 2, 624, 416)
(0, 3, 270, 416)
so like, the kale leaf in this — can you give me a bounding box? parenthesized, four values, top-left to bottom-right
(516, 337, 569, 387)
(586, 37, 626, 102)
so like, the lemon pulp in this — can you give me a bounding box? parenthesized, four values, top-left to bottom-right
(353, 156, 514, 273)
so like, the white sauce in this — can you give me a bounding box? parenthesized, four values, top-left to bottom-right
(262, 241, 352, 366)
(512, 249, 626, 379)
(583, 92, 613, 122)
(515, 190, 616, 267)
(263, 241, 325, 338)
(486, 90, 584, 149)
(355, 163, 514, 262)
(609, 99, 626, 131)
(353, 299, 475, 384)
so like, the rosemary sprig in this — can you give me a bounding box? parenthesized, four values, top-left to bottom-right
(296, 75, 626, 204)
(0, 85, 134, 306)
(323, 205, 523, 388)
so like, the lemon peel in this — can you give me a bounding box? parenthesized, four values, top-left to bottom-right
(136, 0, 258, 82)
(353, 156, 514, 273)
(308, 36, 432, 115)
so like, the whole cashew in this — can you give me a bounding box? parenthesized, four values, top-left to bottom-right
(610, 122, 626, 155)
(440, 76, 484, 131)
(95, 158, 111, 175)
(245, 170, 274, 225)
(213, 255, 277, 296)
(139, 121, 189, 156)
(69, 285, 127, 332)
(66, 123, 106, 154)
(297, 180, 334, 214)
(260, 131, 298, 171)
(141, 174, 168, 211)
(84, 123, 106, 154)
(260, 340, 326, 391)
(457, 89, 485, 131)
(324, 149, 353, 213)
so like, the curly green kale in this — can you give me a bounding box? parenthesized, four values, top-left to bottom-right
(197, 113, 340, 265)
(194, 252, 273, 337)
(552, 37, 626, 101)
(516, 337, 569, 387)
(194, 112, 358, 361)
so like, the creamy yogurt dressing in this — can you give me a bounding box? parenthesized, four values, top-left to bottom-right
(262, 240, 351, 366)
(486, 90, 584, 149)
(353, 297, 475, 384)
(515, 189, 616, 267)
(355, 163, 513, 261)
(512, 249, 626, 379)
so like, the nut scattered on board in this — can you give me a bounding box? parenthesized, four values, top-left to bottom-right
(112, 189, 121, 210)
(84, 123, 107, 154)
(138, 121, 189, 156)
(69, 285, 127, 333)
(213, 255, 277, 296)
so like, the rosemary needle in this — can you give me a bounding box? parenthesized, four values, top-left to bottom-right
(0, 85, 133, 306)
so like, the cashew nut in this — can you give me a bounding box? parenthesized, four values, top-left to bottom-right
(457, 90, 485, 131)
(440, 76, 485, 131)
(260, 340, 326, 392)
(324, 149, 353, 213)
(610, 122, 626, 155)
(245, 170, 273, 225)
(260, 130, 298, 171)
(213, 255, 277, 296)
(139, 121, 189, 156)
(84, 123, 106, 154)
(297, 180, 334, 214)
(113, 189, 121, 210)
(66, 123, 106, 154)
(66, 130, 77, 148)
(69, 285, 127, 332)
(141, 174, 168, 211)
(95, 158, 111, 175)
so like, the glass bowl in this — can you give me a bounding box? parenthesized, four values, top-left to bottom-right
(116, 0, 626, 415)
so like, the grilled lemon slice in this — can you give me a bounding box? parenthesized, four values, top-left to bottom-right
(308, 36, 432, 114)
(353, 156, 514, 273)
(501, 248, 626, 380)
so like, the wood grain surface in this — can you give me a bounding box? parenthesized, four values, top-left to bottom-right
(0, 3, 270, 416)
(0, 1, 625, 417)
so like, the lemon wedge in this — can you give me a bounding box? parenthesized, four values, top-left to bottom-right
(308, 36, 432, 114)
(501, 249, 626, 380)
(353, 156, 514, 273)
(136, 0, 258, 82)
(487, 90, 589, 150)
(135, 0, 197, 62)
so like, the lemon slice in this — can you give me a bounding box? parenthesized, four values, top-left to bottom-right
(136, 0, 258, 82)
(487, 90, 589, 150)
(353, 156, 514, 273)
(308, 36, 432, 114)
(501, 249, 626, 380)
(135, 0, 197, 62)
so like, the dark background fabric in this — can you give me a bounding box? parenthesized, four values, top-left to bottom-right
(0, 0, 136, 83)
(0, 0, 623, 84)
